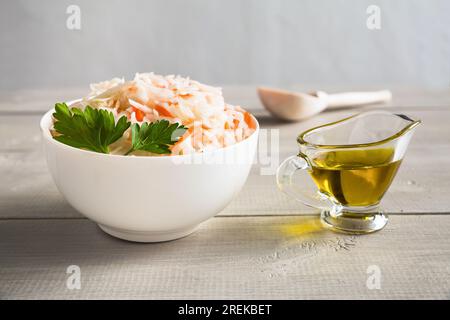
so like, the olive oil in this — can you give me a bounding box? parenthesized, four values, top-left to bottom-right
(309, 148, 401, 207)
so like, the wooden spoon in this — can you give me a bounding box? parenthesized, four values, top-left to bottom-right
(258, 87, 392, 121)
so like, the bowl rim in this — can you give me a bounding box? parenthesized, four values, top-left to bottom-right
(40, 105, 259, 160)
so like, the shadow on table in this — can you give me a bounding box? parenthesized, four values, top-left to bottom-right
(253, 114, 287, 126)
(0, 215, 339, 269)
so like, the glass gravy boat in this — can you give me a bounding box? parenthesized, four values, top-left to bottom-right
(277, 110, 421, 234)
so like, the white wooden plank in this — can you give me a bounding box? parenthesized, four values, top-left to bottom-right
(0, 115, 80, 218)
(0, 88, 86, 113)
(1, 109, 450, 219)
(224, 86, 450, 110)
(1, 87, 450, 113)
(0, 215, 449, 299)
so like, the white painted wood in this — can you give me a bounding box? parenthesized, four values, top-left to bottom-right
(1, 87, 450, 113)
(0, 88, 86, 113)
(1, 109, 450, 218)
(1, 215, 449, 299)
(0, 89, 449, 300)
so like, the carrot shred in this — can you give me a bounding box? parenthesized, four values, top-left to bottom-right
(244, 111, 256, 129)
(155, 105, 174, 118)
(131, 107, 145, 121)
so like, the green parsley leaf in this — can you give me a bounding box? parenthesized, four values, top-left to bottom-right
(125, 120, 187, 155)
(52, 102, 131, 154)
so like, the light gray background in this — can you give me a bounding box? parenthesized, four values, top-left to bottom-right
(0, 0, 449, 91)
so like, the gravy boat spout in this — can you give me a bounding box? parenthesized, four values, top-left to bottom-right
(297, 110, 421, 152)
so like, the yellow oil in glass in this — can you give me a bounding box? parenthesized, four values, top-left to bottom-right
(309, 148, 401, 207)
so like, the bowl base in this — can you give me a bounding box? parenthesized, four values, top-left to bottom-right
(98, 224, 199, 242)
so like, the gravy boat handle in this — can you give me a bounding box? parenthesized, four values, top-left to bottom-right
(276, 154, 337, 212)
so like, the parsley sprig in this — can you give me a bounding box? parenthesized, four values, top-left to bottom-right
(52, 103, 187, 156)
(125, 120, 187, 155)
(52, 103, 130, 154)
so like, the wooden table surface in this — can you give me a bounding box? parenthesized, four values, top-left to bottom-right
(1, 87, 449, 299)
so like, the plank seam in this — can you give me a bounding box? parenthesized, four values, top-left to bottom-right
(1, 212, 450, 221)
(0, 106, 450, 116)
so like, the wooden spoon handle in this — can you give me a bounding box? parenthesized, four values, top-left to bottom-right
(326, 90, 392, 108)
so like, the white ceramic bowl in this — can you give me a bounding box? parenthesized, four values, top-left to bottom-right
(40, 109, 258, 242)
